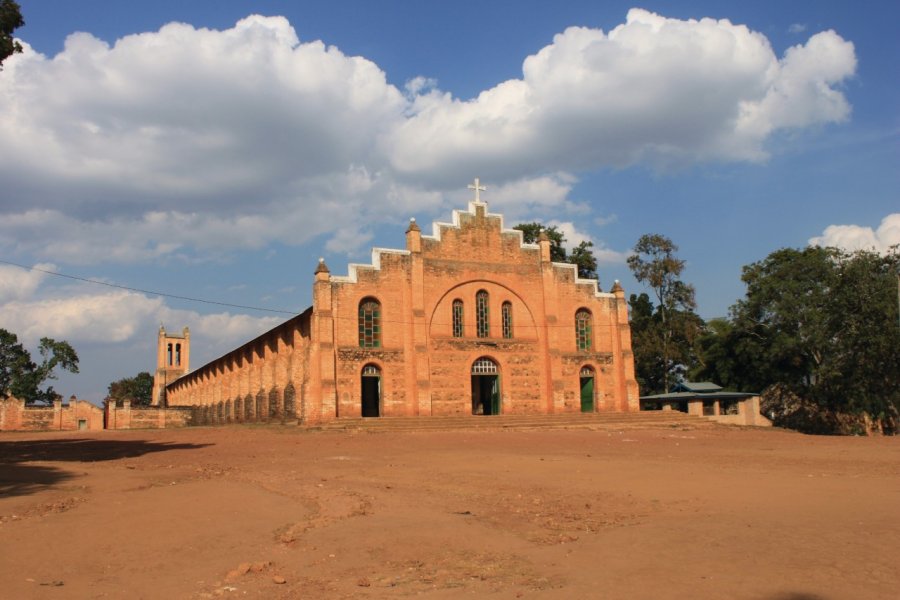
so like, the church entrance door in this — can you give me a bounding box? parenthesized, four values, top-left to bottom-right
(471, 358, 500, 415)
(580, 366, 595, 413)
(361, 364, 381, 417)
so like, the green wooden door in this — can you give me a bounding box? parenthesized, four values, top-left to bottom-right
(580, 377, 594, 412)
(490, 376, 500, 415)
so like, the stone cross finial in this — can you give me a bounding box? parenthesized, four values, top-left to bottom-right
(468, 177, 486, 203)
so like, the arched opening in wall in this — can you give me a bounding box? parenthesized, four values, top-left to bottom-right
(361, 364, 382, 418)
(256, 391, 266, 422)
(579, 366, 595, 413)
(471, 357, 500, 415)
(234, 397, 243, 422)
(244, 393, 254, 421)
(283, 383, 296, 421)
(269, 388, 280, 420)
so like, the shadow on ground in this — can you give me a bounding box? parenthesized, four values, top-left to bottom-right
(0, 463, 75, 498)
(0, 438, 213, 463)
(0, 438, 213, 499)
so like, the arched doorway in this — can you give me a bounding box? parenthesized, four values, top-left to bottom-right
(579, 366, 595, 412)
(361, 364, 381, 417)
(471, 357, 500, 415)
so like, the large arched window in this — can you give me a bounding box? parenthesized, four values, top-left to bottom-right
(358, 298, 381, 348)
(575, 308, 592, 351)
(476, 290, 490, 338)
(452, 299, 464, 338)
(501, 301, 513, 339)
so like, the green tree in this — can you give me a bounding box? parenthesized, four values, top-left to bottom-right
(628, 292, 665, 393)
(514, 222, 598, 279)
(627, 234, 702, 393)
(107, 371, 154, 406)
(0, 0, 24, 68)
(698, 246, 900, 431)
(0, 328, 79, 403)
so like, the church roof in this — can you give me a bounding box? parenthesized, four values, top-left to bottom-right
(670, 381, 723, 393)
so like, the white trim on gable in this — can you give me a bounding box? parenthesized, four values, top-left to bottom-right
(551, 262, 615, 298)
(422, 201, 540, 251)
(330, 247, 411, 284)
(329, 202, 611, 298)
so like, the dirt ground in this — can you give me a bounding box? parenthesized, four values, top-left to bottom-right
(1, 424, 898, 600)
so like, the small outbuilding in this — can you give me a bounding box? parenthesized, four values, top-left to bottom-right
(640, 381, 771, 427)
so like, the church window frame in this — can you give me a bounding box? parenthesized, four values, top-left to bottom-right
(501, 301, 513, 339)
(575, 308, 592, 351)
(358, 298, 382, 348)
(476, 290, 490, 338)
(452, 299, 464, 338)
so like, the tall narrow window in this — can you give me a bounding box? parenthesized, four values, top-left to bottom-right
(501, 301, 513, 339)
(175, 343, 181, 366)
(452, 299, 464, 338)
(167, 343, 173, 366)
(358, 298, 381, 348)
(476, 290, 490, 338)
(575, 309, 592, 351)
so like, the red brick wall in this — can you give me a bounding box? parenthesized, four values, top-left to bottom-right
(1, 397, 104, 431)
(105, 400, 191, 429)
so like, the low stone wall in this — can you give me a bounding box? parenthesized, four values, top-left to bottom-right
(105, 400, 191, 430)
(685, 396, 772, 427)
(0, 396, 105, 432)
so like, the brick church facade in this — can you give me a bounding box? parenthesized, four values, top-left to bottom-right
(155, 194, 639, 424)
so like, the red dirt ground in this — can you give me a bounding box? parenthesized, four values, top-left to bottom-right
(1, 424, 898, 599)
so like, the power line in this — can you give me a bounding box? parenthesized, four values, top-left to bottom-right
(0, 259, 299, 316)
(1, 259, 627, 328)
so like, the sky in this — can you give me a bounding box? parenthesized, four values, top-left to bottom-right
(1, 1, 898, 402)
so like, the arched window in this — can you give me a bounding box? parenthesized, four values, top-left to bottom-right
(358, 298, 381, 348)
(452, 299, 464, 338)
(501, 301, 513, 339)
(476, 290, 490, 338)
(575, 309, 592, 351)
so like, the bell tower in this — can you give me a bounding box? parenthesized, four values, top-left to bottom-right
(152, 326, 190, 406)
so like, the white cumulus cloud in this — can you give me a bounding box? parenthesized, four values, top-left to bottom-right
(0, 10, 858, 266)
(548, 220, 628, 266)
(809, 214, 900, 254)
(388, 9, 856, 175)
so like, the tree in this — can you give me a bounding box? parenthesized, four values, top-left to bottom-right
(628, 292, 665, 393)
(0, 0, 24, 68)
(697, 246, 900, 432)
(107, 371, 154, 406)
(514, 222, 598, 279)
(0, 328, 79, 403)
(627, 234, 702, 393)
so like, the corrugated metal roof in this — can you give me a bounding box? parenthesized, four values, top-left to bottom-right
(671, 381, 723, 393)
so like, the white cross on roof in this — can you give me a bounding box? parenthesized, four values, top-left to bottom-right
(468, 177, 486, 203)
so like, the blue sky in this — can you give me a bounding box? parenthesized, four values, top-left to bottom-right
(2, 1, 897, 401)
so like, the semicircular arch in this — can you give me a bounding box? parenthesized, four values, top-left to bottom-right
(428, 279, 539, 339)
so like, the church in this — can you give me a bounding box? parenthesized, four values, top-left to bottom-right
(153, 182, 639, 424)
